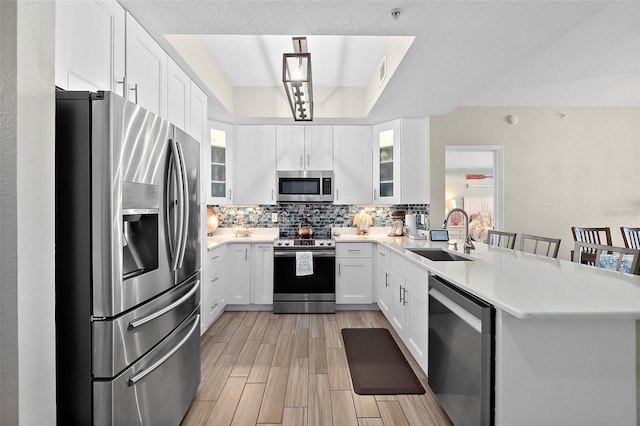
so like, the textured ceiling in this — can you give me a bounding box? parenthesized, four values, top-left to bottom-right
(120, 0, 640, 123)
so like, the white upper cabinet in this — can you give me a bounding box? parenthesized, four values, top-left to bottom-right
(400, 119, 430, 204)
(332, 126, 373, 205)
(167, 58, 190, 131)
(55, 0, 125, 93)
(276, 125, 333, 171)
(372, 120, 401, 204)
(125, 12, 167, 118)
(189, 82, 208, 144)
(189, 82, 208, 202)
(372, 119, 430, 205)
(235, 126, 277, 205)
(207, 121, 234, 205)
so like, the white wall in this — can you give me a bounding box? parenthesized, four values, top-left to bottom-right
(0, 1, 56, 424)
(430, 107, 640, 260)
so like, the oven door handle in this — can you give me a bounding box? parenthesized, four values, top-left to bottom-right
(274, 251, 335, 258)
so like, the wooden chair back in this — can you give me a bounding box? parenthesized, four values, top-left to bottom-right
(486, 230, 517, 249)
(571, 227, 612, 245)
(519, 234, 561, 258)
(620, 227, 640, 249)
(573, 242, 640, 274)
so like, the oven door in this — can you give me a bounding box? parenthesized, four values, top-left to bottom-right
(273, 250, 335, 295)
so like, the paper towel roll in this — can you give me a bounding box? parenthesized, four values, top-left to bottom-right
(405, 214, 417, 236)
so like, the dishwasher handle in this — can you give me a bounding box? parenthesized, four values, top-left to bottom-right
(429, 288, 482, 333)
(428, 275, 493, 333)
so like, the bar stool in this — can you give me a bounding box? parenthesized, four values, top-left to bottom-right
(620, 227, 640, 249)
(519, 234, 561, 258)
(486, 230, 517, 249)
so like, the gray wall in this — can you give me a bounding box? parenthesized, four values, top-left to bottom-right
(430, 106, 640, 260)
(0, 1, 56, 424)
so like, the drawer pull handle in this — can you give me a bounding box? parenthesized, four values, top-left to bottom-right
(127, 314, 200, 386)
(128, 280, 199, 330)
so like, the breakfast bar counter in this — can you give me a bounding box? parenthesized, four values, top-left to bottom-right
(334, 230, 639, 425)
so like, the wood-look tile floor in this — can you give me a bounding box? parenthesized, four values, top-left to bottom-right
(181, 310, 453, 426)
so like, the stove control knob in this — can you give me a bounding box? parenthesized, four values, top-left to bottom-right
(319, 242, 325, 246)
(285, 241, 290, 246)
(276, 241, 282, 246)
(327, 241, 333, 246)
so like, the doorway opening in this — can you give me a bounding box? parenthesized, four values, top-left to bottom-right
(445, 146, 504, 240)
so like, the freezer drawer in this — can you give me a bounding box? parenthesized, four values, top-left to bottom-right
(93, 307, 201, 426)
(93, 273, 200, 378)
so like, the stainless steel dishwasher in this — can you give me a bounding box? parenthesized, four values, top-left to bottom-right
(428, 275, 495, 426)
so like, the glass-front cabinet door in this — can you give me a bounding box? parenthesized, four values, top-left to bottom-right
(372, 120, 401, 204)
(207, 121, 233, 205)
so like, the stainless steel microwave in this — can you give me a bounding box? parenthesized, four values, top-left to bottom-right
(276, 170, 334, 203)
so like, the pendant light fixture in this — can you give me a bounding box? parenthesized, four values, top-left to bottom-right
(282, 37, 313, 121)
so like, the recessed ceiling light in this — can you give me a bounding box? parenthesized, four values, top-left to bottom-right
(389, 8, 403, 20)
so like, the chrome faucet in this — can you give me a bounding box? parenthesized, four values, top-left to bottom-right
(442, 208, 475, 253)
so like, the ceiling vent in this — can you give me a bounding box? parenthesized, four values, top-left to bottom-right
(379, 56, 387, 87)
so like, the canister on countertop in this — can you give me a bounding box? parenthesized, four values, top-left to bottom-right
(405, 214, 417, 236)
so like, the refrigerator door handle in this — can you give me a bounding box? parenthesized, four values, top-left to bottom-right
(127, 280, 200, 331)
(176, 141, 189, 269)
(168, 139, 185, 272)
(127, 313, 200, 387)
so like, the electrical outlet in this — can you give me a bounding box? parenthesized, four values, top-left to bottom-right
(420, 214, 425, 225)
(272, 213, 278, 222)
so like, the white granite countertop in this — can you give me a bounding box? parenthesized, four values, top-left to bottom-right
(207, 228, 279, 249)
(207, 227, 640, 320)
(332, 228, 640, 320)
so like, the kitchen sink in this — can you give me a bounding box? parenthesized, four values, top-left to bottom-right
(407, 248, 473, 262)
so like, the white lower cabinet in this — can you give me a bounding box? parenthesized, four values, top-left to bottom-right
(376, 246, 393, 315)
(389, 270, 406, 335)
(226, 243, 274, 306)
(227, 244, 251, 304)
(383, 248, 430, 373)
(336, 243, 373, 304)
(404, 281, 428, 370)
(201, 246, 226, 334)
(251, 244, 274, 304)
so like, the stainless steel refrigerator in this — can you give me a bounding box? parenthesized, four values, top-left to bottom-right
(55, 91, 201, 425)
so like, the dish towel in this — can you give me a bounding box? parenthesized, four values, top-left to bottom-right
(296, 251, 313, 276)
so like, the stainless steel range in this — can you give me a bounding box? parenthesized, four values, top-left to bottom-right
(273, 238, 336, 313)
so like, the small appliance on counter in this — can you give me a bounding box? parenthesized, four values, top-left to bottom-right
(353, 210, 372, 235)
(389, 210, 407, 236)
(405, 214, 426, 239)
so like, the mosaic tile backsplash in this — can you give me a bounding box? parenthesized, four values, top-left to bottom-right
(208, 204, 430, 238)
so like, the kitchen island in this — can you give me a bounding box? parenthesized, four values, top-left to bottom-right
(335, 230, 639, 426)
(206, 228, 639, 425)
